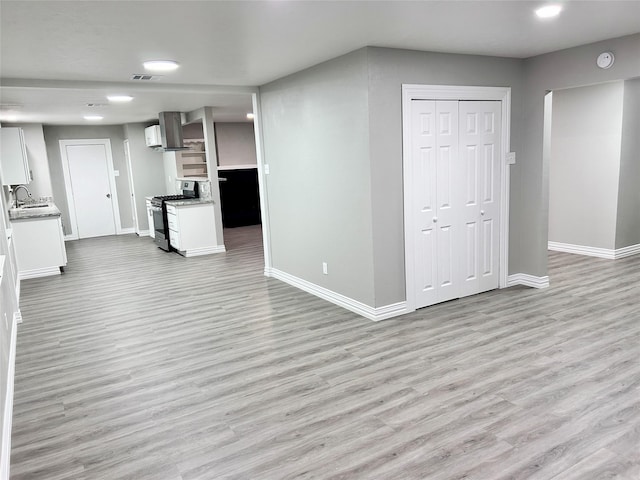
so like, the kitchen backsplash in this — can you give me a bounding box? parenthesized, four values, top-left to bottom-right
(197, 181, 212, 200)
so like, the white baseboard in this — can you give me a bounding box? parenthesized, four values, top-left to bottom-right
(66, 228, 141, 240)
(1, 312, 18, 480)
(265, 267, 408, 321)
(18, 266, 61, 280)
(137, 229, 150, 237)
(179, 245, 226, 257)
(613, 244, 640, 259)
(507, 273, 550, 289)
(548, 241, 640, 260)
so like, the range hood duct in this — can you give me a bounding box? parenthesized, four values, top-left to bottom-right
(158, 111, 187, 151)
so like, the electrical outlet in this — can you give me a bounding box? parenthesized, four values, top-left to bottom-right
(264, 164, 270, 174)
(322, 262, 328, 275)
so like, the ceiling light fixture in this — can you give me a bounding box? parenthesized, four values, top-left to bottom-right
(107, 95, 134, 103)
(246, 113, 255, 120)
(83, 115, 104, 121)
(143, 60, 179, 72)
(0, 114, 18, 122)
(535, 4, 562, 18)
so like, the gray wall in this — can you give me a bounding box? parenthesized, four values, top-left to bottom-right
(366, 47, 525, 306)
(616, 77, 640, 249)
(259, 34, 640, 308)
(523, 33, 640, 274)
(43, 125, 133, 235)
(260, 48, 375, 306)
(549, 81, 624, 249)
(123, 123, 167, 231)
(214, 123, 257, 167)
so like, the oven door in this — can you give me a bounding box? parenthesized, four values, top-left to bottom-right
(151, 203, 169, 250)
(152, 205, 164, 237)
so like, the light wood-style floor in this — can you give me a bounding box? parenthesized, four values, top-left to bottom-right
(11, 226, 640, 479)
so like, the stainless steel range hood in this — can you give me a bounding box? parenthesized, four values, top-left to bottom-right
(158, 112, 188, 151)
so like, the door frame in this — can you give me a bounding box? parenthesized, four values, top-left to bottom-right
(401, 85, 513, 312)
(123, 139, 140, 234)
(59, 138, 122, 240)
(251, 91, 272, 273)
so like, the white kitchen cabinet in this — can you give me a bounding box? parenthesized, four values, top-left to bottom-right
(145, 198, 155, 238)
(0, 127, 31, 185)
(144, 125, 161, 147)
(12, 216, 67, 279)
(165, 202, 224, 257)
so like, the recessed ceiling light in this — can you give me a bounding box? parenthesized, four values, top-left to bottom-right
(107, 95, 134, 103)
(143, 60, 179, 72)
(0, 114, 18, 122)
(246, 113, 255, 120)
(83, 115, 104, 121)
(535, 4, 562, 18)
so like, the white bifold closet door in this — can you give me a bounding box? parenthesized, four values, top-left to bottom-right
(410, 100, 501, 309)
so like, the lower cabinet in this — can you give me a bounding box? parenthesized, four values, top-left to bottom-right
(165, 202, 224, 257)
(12, 216, 67, 279)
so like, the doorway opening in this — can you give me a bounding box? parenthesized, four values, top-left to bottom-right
(545, 78, 640, 264)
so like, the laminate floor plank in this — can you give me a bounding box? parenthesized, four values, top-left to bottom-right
(10, 228, 640, 479)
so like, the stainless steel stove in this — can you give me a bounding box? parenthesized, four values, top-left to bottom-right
(151, 182, 198, 251)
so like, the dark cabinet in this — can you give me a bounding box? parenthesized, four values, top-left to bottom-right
(218, 168, 261, 228)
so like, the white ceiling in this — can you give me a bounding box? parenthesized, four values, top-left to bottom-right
(1, 0, 639, 125)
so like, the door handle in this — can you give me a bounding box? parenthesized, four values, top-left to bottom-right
(106, 193, 111, 198)
(480, 210, 485, 216)
(433, 217, 438, 223)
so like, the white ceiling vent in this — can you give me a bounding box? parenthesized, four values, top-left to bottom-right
(0, 104, 23, 110)
(131, 74, 163, 81)
(86, 103, 107, 107)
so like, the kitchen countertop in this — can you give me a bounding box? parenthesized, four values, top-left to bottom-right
(165, 198, 214, 207)
(9, 203, 61, 220)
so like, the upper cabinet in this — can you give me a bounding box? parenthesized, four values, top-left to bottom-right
(144, 125, 162, 147)
(0, 127, 31, 185)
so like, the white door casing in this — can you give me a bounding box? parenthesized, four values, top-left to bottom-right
(123, 140, 140, 234)
(60, 139, 121, 239)
(402, 85, 512, 313)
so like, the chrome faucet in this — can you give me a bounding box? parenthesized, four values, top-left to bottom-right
(12, 185, 32, 208)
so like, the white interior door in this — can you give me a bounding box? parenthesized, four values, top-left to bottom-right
(459, 101, 501, 296)
(411, 100, 460, 307)
(65, 143, 117, 238)
(410, 99, 501, 309)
